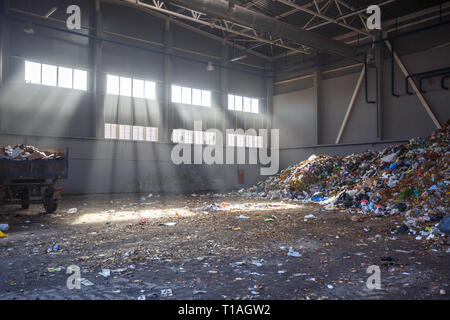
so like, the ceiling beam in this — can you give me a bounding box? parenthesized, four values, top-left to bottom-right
(119, 0, 309, 55)
(168, 0, 357, 58)
(276, 0, 370, 35)
(273, 1, 450, 60)
(306, 0, 396, 31)
(101, 0, 272, 60)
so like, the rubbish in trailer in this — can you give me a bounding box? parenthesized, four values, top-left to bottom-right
(0, 145, 63, 160)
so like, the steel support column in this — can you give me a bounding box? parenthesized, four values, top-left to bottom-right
(0, 0, 10, 132)
(375, 31, 384, 140)
(313, 62, 322, 145)
(93, 0, 105, 138)
(220, 40, 229, 136)
(265, 62, 274, 148)
(163, 18, 173, 143)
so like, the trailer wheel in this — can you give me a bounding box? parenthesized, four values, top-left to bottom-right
(44, 201, 57, 213)
(21, 189, 30, 209)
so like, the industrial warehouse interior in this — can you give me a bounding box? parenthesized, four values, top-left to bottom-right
(0, 0, 449, 306)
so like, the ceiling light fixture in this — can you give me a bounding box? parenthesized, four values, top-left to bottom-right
(206, 61, 215, 71)
(24, 21, 35, 34)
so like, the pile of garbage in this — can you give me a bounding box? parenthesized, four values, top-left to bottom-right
(244, 120, 450, 237)
(0, 145, 63, 160)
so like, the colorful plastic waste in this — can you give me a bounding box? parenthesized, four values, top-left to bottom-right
(244, 120, 450, 240)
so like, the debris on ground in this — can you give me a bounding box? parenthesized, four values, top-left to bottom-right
(243, 120, 450, 241)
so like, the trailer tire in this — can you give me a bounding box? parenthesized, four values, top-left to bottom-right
(44, 201, 57, 213)
(21, 189, 30, 209)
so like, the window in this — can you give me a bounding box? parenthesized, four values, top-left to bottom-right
(107, 74, 156, 99)
(201, 90, 211, 107)
(25, 61, 41, 84)
(228, 94, 259, 114)
(58, 66, 73, 89)
(251, 99, 259, 114)
(227, 133, 236, 147)
(246, 135, 255, 148)
(133, 79, 144, 98)
(25, 61, 87, 91)
(172, 129, 184, 143)
(194, 131, 203, 145)
(172, 85, 211, 107)
(172, 129, 214, 145)
(133, 126, 145, 141)
(105, 123, 118, 139)
(41, 64, 57, 86)
(105, 124, 158, 142)
(120, 77, 132, 97)
(182, 87, 192, 104)
(107, 75, 120, 95)
(184, 130, 193, 144)
(144, 81, 156, 100)
(227, 133, 264, 148)
(257, 136, 264, 148)
(228, 94, 235, 110)
(192, 89, 202, 106)
(171, 85, 182, 103)
(236, 134, 245, 147)
(119, 125, 131, 140)
(145, 127, 158, 142)
(73, 69, 87, 90)
(243, 97, 251, 113)
(205, 132, 216, 145)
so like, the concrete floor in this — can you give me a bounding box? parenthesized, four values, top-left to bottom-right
(0, 193, 449, 300)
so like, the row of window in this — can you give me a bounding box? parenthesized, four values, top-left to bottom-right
(105, 123, 159, 142)
(24, 61, 260, 114)
(25, 61, 88, 91)
(172, 129, 217, 145)
(171, 85, 211, 107)
(104, 124, 264, 148)
(227, 133, 264, 148)
(228, 94, 259, 114)
(106, 74, 156, 100)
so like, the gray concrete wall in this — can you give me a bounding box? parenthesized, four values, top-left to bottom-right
(0, 132, 266, 194)
(274, 33, 450, 169)
(0, 0, 269, 193)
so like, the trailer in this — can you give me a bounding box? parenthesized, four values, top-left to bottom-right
(0, 148, 68, 213)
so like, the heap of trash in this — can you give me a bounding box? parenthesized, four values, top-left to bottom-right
(0, 145, 63, 160)
(243, 120, 450, 238)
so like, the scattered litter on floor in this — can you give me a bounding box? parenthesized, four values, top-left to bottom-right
(242, 120, 450, 242)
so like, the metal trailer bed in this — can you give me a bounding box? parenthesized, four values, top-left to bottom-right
(0, 148, 69, 213)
